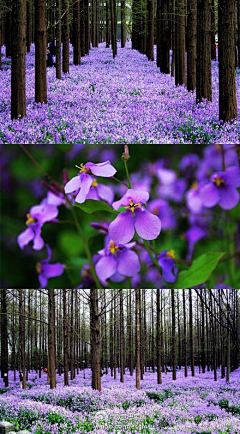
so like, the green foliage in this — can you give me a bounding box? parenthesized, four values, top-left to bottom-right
(75, 199, 118, 215)
(175, 252, 225, 288)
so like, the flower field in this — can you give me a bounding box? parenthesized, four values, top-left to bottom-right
(0, 368, 240, 433)
(0, 43, 239, 144)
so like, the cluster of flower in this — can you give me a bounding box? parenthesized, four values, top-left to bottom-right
(1, 368, 240, 434)
(16, 145, 240, 288)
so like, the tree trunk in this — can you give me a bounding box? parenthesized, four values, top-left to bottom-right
(121, 0, 126, 48)
(63, 289, 69, 386)
(120, 289, 125, 383)
(189, 289, 195, 376)
(106, 0, 110, 47)
(56, 0, 61, 79)
(218, 0, 237, 123)
(110, 0, 117, 58)
(156, 289, 162, 384)
(187, 0, 197, 90)
(5, 12, 12, 58)
(19, 290, 27, 389)
(90, 289, 101, 391)
(156, 0, 162, 68)
(80, 0, 86, 57)
(35, 0, 47, 103)
(146, 0, 154, 60)
(62, 0, 70, 73)
(92, 0, 98, 47)
(211, 0, 216, 60)
(85, 0, 90, 54)
(196, 0, 212, 102)
(48, 289, 56, 389)
(161, 0, 170, 73)
(1, 290, 8, 386)
(135, 289, 141, 390)
(73, 0, 81, 65)
(26, 0, 31, 52)
(171, 289, 177, 380)
(11, 0, 26, 120)
(175, 0, 186, 85)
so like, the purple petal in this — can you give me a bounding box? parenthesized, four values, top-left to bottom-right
(225, 166, 240, 188)
(42, 244, 52, 264)
(46, 191, 65, 206)
(112, 189, 149, 210)
(97, 184, 114, 204)
(109, 211, 135, 244)
(186, 189, 203, 214)
(95, 255, 118, 281)
(75, 174, 93, 203)
(33, 226, 44, 250)
(134, 209, 161, 240)
(117, 250, 140, 277)
(17, 227, 34, 250)
(86, 161, 117, 177)
(41, 263, 65, 278)
(30, 203, 59, 223)
(218, 185, 239, 210)
(110, 271, 125, 282)
(38, 274, 48, 288)
(86, 188, 99, 201)
(64, 175, 81, 194)
(200, 183, 220, 208)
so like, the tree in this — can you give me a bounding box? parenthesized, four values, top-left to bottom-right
(121, 0, 126, 48)
(35, 0, 47, 103)
(73, 0, 81, 65)
(146, 0, 154, 61)
(218, 0, 237, 123)
(156, 289, 162, 384)
(1, 290, 8, 386)
(196, 0, 212, 102)
(11, 0, 26, 120)
(187, 0, 197, 91)
(161, 0, 170, 74)
(62, 0, 70, 73)
(175, 0, 186, 85)
(90, 289, 101, 391)
(56, 0, 61, 79)
(48, 289, 56, 389)
(135, 289, 141, 390)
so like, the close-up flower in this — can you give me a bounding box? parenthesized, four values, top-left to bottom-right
(36, 245, 65, 288)
(64, 161, 117, 204)
(109, 189, 161, 244)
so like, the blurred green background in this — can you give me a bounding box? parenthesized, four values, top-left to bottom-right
(0, 144, 222, 289)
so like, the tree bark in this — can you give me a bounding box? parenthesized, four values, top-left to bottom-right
(90, 289, 101, 391)
(35, 0, 47, 103)
(175, 0, 186, 85)
(73, 0, 81, 65)
(1, 290, 8, 386)
(48, 289, 56, 389)
(56, 0, 61, 79)
(189, 289, 195, 376)
(187, 0, 197, 90)
(156, 289, 162, 384)
(121, 0, 126, 48)
(218, 0, 237, 122)
(196, 0, 212, 102)
(11, 0, 26, 120)
(171, 289, 177, 380)
(62, 0, 70, 73)
(146, 0, 154, 60)
(135, 289, 141, 390)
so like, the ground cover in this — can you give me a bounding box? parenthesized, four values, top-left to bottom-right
(0, 44, 239, 144)
(0, 368, 239, 433)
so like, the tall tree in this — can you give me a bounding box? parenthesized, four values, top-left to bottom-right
(161, 0, 170, 74)
(218, 0, 237, 122)
(187, 0, 197, 91)
(62, 0, 70, 73)
(35, 0, 47, 103)
(196, 0, 212, 102)
(135, 289, 141, 390)
(56, 0, 61, 79)
(175, 0, 186, 85)
(11, 0, 26, 120)
(121, 0, 126, 48)
(73, 0, 81, 65)
(48, 289, 56, 389)
(90, 289, 101, 391)
(146, 0, 154, 61)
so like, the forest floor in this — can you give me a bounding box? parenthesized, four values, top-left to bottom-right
(0, 43, 240, 144)
(0, 368, 240, 433)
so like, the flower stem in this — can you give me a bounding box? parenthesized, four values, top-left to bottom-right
(124, 160, 131, 189)
(69, 202, 103, 289)
(143, 240, 161, 275)
(112, 176, 129, 188)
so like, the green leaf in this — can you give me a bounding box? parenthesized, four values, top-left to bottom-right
(175, 252, 226, 289)
(75, 200, 118, 214)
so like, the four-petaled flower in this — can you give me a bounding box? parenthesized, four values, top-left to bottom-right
(17, 200, 59, 251)
(200, 166, 240, 210)
(109, 189, 161, 244)
(36, 245, 65, 288)
(64, 161, 117, 204)
(95, 238, 140, 285)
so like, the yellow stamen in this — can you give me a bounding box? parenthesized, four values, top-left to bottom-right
(26, 213, 37, 226)
(108, 240, 119, 256)
(75, 163, 91, 174)
(166, 249, 175, 259)
(91, 179, 98, 187)
(126, 199, 141, 213)
(191, 180, 199, 190)
(213, 175, 225, 188)
(36, 262, 42, 274)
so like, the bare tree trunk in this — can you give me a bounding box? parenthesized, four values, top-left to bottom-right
(56, 0, 61, 79)
(171, 289, 177, 380)
(90, 289, 101, 391)
(120, 289, 125, 383)
(121, 0, 126, 48)
(196, 0, 212, 102)
(156, 289, 162, 384)
(19, 290, 26, 389)
(62, 0, 70, 73)
(11, 0, 26, 120)
(48, 289, 56, 389)
(218, 0, 237, 122)
(175, 0, 186, 85)
(187, 0, 197, 90)
(1, 290, 8, 386)
(63, 289, 69, 386)
(35, 0, 47, 103)
(135, 289, 141, 390)
(189, 289, 195, 376)
(146, 0, 154, 60)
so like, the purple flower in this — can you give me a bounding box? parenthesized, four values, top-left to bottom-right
(185, 225, 207, 261)
(64, 161, 117, 204)
(148, 199, 176, 230)
(157, 250, 178, 283)
(85, 179, 114, 205)
(17, 201, 59, 251)
(36, 245, 65, 288)
(109, 189, 161, 244)
(186, 182, 204, 215)
(95, 239, 140, 284)
(200, 166, 240, 210)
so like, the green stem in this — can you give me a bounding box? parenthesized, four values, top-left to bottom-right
(124, 160, 131, 189)
(69, 201, 102, 288)
(112, 176, 129, 188)
(143, 240, 161, 275)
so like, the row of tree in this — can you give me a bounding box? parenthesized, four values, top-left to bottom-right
(0, 1, 239, 124)
(1, 289, 239, 391)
